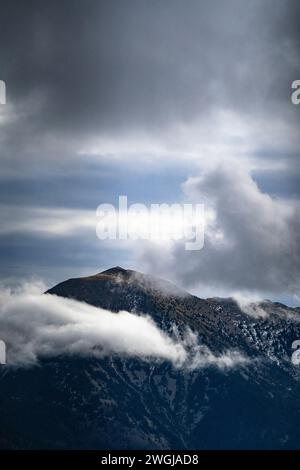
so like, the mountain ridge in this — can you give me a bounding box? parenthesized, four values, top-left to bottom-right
(1, 266, 300, 449)
(47, 266, 300, 311)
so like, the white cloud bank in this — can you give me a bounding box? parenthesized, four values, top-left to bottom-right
(0, 282, 247, 370)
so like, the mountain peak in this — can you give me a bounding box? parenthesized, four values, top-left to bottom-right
(100, 266, 128, 276)
(46, 266, 192, 319)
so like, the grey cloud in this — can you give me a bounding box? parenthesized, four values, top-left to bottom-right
(0, 0, 299, 135)
(0, 0, 298, 190)
(140, 164, 300, 297)
(0, 0, 299, 173)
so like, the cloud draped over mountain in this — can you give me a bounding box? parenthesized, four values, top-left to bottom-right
(0, 282, 247, 369)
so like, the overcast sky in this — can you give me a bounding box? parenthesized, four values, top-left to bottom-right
(0, 0, 299, 304)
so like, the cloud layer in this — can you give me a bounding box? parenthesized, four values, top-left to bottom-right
(0, 282, 247, 369)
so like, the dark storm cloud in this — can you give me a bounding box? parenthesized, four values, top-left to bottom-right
(0, 0, 298, 187)
(0, 0, 299, 135)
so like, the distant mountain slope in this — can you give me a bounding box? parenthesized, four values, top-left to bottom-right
(1, 267, 300, 449)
